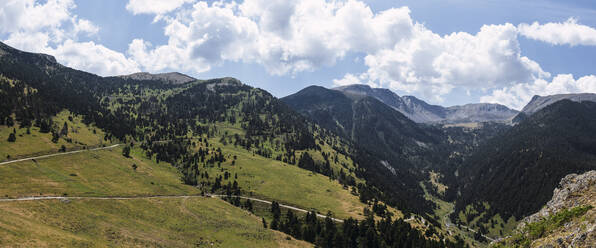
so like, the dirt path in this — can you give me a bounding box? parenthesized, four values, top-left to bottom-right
(0, 144, 121, 165)
(207, 194, 344, 223)
(0, 194, 344, 223)
(0, 142, 344, 223)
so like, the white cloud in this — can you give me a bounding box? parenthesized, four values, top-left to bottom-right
(0, 0, 139, 76)
(0, 0, 74, 33)
(131, 0, 417, 75)
(3, 0, 595, 105)
(518, 18, 596, 46)
(72, 18, 99, 36)
(4, 31, 52, 53)
(332, 73, 363, 86)
(127, 1, 259, 74)
(133, 0, 589, 104)
(126, 0, 195, 15)
(335, 23, 550, 102)
(54, 40, 140, 75)
(480, 74, 596, 110)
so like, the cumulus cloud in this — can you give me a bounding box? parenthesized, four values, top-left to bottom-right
(3, 0, 596, 104)
(518, 18, 596, 46)
(0, 0, 139, 76)
(332, 73, 364, 86)
(133, 0, 593, 104)
(481, 74, 596, 110)
(334, 23, 550, 102)
(130, 0, 418, 75)
(0, 0, 74, 34)
(127, 1, 259, 74)
(54, 40, 140, 76)
(125, 0, 195, 15)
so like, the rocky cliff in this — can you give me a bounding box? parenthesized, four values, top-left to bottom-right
(502, 170, 595, 248)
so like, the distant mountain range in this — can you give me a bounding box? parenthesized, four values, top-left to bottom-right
(334, 84, 519, 124)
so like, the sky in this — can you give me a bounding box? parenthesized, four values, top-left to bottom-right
(1, 0, 596, 110)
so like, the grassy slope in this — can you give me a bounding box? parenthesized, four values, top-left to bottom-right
(204, 124, 395, 220)
(0, 115, 310, 247)
(0, 110, 109, 161)
(0, 197, 309, 248)
(0, 147, 199, 198)
(216, 143, 365, 219)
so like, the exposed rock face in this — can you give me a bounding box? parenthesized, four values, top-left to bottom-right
(521, 93, 596, 115)
(119, 72, 196, 84)
(443, 103, 518, 124)
(519, 170, 596, 248)
(334, 84, 518, 123)
(400, 96, 446, 123)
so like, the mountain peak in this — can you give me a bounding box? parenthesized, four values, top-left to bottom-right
(118, 72, 196, 84)
(521, 93, 596, 115)
(333, 84, 373, 91)
(0, 41, 58, 64)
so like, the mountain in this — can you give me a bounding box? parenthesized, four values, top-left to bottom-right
(521, 93, 596, 115)
(334, 84, 518, 123)
(443, 103, 519, 123)
(118, 72, 197, 84)
(400, 95, 446, 123)
(455, 100, 596, 227)
(0, 42, 460, 247)
(282, 86, 441, 207)
(281, 86, 448, 167)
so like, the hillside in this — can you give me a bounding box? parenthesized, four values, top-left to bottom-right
(455, 100, 596, 236)
(282, 85, 442, 213)
(0, 113, 306, 247)
(0, 41, 459, 247)
(495, 170, 595, 248)
(0, 197, 309, 247)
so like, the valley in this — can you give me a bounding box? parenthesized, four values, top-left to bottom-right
(1, 40, 595, 248)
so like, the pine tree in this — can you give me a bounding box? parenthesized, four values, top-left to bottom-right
(122, 145, 131, 158)
(7, 132, 16, 142)
(60, 122, 68, 137)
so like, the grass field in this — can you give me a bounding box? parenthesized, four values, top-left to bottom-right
(205, 142, 368, 220)
(0, 110, 109, 161)
(0, 146, 199, 198)
(0, 197, 310, 247)
(0, 108, 400, 246)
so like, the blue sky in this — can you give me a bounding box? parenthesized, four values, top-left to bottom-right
(1, 0, 596, 109)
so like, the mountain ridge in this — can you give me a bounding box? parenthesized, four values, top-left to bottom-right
(455, 99, 596, 226)
(521, 93, 596, 115)
(334, 84, 519, 124)
(117, 71, 197, 84)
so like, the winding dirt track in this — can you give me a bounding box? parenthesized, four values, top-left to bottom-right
(0, 143, 345, 223)
(0, 144, 121, 165)
(208, 194, 343, 223)
(0, 194, 344, 223)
